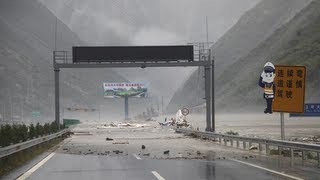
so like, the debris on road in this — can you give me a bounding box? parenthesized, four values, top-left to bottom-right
(249, 146, 258, 150)
(242, 156, 248, 159)
(143, 153, 150, 156)
(106, 137, 114, 141)
(113, 150, 123, 154)
(159, 116, 190, 127)
(84, 151, 94, 155)
(290, 136, 320, 144)
(97, 122, 148, 129)
(142, 145, 146, 149)
(73, 131, 92, 135)
(145, 118, 156, 121)
(163, 150, 170, 154)
(196, 151, 201, 155)
(113, 141, 129, 144)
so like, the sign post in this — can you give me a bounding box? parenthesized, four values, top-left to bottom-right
(273, 65, 306, 140)
(124, 96, 129, 120)
(280, 112, 285, 140)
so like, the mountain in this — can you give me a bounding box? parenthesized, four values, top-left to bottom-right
(0, 0, 127, 124)
(216, 0, 320, 112)
(167, 0, 313, 113)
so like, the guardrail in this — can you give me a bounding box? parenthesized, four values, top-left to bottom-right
(176, 128, 320, 167)
(0, 129, 69, 158)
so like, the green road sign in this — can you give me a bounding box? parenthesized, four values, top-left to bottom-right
(32, 111, 41, 118)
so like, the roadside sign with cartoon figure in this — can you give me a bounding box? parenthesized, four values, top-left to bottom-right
(258, 62, 276, 114)
(273, 65, 306, 113)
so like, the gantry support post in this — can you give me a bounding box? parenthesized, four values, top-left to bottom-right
(54, 68, 60, 129)
(205, 65, 212, 131)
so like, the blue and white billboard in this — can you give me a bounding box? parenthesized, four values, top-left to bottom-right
(103, 83, 148, 98)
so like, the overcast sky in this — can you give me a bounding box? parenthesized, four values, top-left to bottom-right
(38, 0, 261, 105)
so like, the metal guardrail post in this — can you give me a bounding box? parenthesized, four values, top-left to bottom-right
(302, 150, 305, 161)
(0, 129, 69, 158)
(290, 148, 294, 166)
(317, 152, 320, 168)
(176, 129, 320, 166)
(278, 146, 282, 156)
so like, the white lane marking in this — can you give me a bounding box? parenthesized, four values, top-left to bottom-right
(133, 153, 142, 160)
(17, 152, 56, 180)
(151, 171, 166, 180)
(229, 158, 304, 180)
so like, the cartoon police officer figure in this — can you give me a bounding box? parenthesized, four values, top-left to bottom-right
(259, 62, 276, 114)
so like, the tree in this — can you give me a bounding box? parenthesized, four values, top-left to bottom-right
(29, 124, 35, 139)
(1, 125, 13, 146)
(35, 122, 44, 137)
(18, 124, 28, 141)
(43, 123, 50, 135)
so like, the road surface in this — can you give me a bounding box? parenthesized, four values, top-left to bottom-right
(16, 153, 300, 180)
(3, 119, 320, 180)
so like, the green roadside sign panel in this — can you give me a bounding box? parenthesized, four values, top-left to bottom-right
(63, 119, 80, 126)
(32, 111, 41, 118)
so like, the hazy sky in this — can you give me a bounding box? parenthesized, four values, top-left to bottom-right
(38, 0, 261, 105)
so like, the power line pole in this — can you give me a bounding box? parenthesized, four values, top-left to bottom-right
(206, 16, 209, 44)
(54, 17, 57, 51)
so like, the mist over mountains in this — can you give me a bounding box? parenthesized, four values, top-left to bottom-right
(1, 0, 318, 124)
(38, 0, 261, 111)
(0, 0, 128, 123)
(168, 0, 316, 113)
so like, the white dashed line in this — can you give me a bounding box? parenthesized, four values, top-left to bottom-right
(229, 158, 304, 180)
(151, 171, 166, 180)
(17, 152, 56, 180)
(133, 153, 142, 160)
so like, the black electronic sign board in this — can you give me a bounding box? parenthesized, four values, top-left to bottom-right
(72, 46, 194, 63)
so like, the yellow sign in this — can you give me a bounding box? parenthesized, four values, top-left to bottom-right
(273, 65, 306, 113)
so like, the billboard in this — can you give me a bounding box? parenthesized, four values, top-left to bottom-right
(73, 46, 194, 63)
(273, 65, 306, 113)
(103, 83, 147, 98)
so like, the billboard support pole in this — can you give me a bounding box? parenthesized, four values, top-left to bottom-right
(125, 96, 129, 120)
(205, 65, 211, 131)
(54, 68, 60, 129)
(280, 112, 285, 140)
(210, 49, 215, 132)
